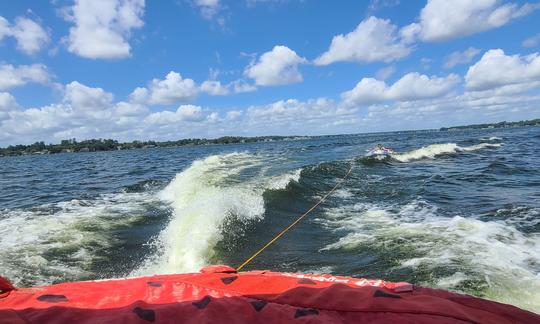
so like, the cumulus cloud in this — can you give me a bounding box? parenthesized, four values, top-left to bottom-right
(244, 46, 306, 86)
(231, 79, 257, 93)
(63, 0, 145, 59)
(342, 72, 460, 105)
(131, 71, 199, 105)
(0, 81, 153, 145)
(200, 80, 229, 95)
(146, 105, 207, 124)
(63, 81, 114, 110)
(0, 64, 51, 90)
(131, 71, 253, 104)
(0, 15, 49, 54)
(0, 92, 19, 109)
(0, 92, 20, 121)
(314, 16, 412, 65)
(226, 110, 242, 121)
(245, 97, 359, 134)
(2, 75, 540, 146)
(404, 0, 540, 42)
(443, 47, 481, 69)
(0, 77, 359, 144)
(465, 49, 540, 90)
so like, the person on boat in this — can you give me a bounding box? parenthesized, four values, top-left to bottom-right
(374, 144, 395, 154)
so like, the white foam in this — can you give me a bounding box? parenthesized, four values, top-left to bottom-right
(392, 142, 501, 162)
(264, 169, 302, 190)
(481, 136, 503, 141)
(333, 188, 354, 199)
(460, 143, 501, 152)
(0, 192, 157, 286)
(133, 153, 302, 275)
(318, 201, 540, 312)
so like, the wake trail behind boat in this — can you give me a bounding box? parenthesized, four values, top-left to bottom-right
(317, 200, 540, 312)
(391, 142, 501, 162)
(132, 152, 303, 276)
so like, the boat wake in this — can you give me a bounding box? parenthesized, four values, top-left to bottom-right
(0, 191, 160, 286)
(392, 142, 501, 162)
(317, 199, 540, 312)
(132, 152, 302, 276)
(357, 141, 501, 164)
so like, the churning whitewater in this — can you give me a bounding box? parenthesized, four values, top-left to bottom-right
(1, 127, 539, 313)
(132, 152, 302, 275)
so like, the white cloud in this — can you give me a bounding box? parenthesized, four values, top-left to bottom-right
(466, 81, 540, 99)
(131, 71, 199, 105)
(244, 46, 306, 86)
(129, 87, 149, 103)
(443, 47, 481, 69)
(523, 33, 540, 48)
(0, 92, 19, 110)
(226, 110, 242, 121)
(232, 79, 257, 93)
(115, 101, 147, 116)
(0, 16, 49, 55)
(64, 0, 145, 59)
(245, 97, 358, 134)
(364, 92, 540, 131)
(2, 75, 540, 146)
(200, 80, 229, 95)
(314, 16, 412, 65)
(0, 64, 51, 90)
(131, 71, 250, 104)
(399, 22, 421, 44)
(63, 81, 114, 110)
(0, 81, 132, 144)
(406, 0, 540, 42)
(146, 105, 206, 124)
(175, 105, 206, 122)
(465, 49, 540, 91)
(342, 72, 460, 105)
(0, 92, 20, 121)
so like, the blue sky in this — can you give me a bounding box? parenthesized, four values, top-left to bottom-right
(1, 0, 540, 145)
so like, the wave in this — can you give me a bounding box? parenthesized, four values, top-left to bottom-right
(481, 136, 503, 141)
(392, 142, 501, 162)
(132, 152, 302, 276)
(317, 200, 540, 312)
(0, 191, 160, 287)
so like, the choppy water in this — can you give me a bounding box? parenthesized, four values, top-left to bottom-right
(1, 127, 539, 312)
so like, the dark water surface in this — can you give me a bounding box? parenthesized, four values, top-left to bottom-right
(1, 127, 539, 312)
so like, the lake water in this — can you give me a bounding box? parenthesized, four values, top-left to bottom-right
(1, 127, 539, 312)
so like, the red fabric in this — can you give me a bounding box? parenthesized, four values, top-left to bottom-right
(0, 276, 14, 293)
(0, 266, 538, 323)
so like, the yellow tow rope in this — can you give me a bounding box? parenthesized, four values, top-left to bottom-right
(236, 162, 354, 271)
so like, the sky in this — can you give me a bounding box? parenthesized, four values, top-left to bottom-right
(1, 0, 540, 146)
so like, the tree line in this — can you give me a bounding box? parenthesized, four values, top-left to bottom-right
(0, 136, 303, 157)
(440, 119, 540, 131)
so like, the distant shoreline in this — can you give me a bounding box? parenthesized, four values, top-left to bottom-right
(0, 136, 311, 157)
(1, 118, 538, 157)
(439, 118, 540, 131)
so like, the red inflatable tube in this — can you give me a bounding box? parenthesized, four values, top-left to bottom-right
(1, 265, 538, 323)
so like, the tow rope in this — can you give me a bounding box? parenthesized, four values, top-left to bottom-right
(236, 162, 354, 271)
